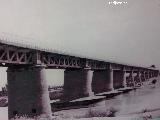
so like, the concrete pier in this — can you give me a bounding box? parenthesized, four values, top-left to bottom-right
(113, 70, 124, 89)
(141, 71, 146, 82)
(7, 65, 52, 119)
(92, 68, 116, 94)
(63, 69, 94, 101)
(127, 71, 135, 87)
(138, 71, 142, 85)
(145, 71, 149, 80)
(134, 71, 142, 86)
(122, 69, 127, 88)
(92, 70, 108, 94)
(108, 68, 114, 91)
(144, 71, 148, 80)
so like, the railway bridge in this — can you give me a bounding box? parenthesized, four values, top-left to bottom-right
(0, 39, 159, 119)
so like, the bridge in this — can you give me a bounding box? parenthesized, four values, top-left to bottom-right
(0, 38, 159, 119)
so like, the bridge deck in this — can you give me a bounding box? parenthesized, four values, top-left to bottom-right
(0, 38, 159, 73)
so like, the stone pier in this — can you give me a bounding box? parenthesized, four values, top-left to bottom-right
(144, 71, 148, 80)
(122, 69, 127, 88)
(108, 68, 114, 91)
(7, 65, 52, 119)
(127, 71, 135, 87)
(149, 71, 151, 79)
(134, 71, 142, 86)
(92, 69, 114, 94)
(113, 70, 124, 89)
(92, 70, 108, 94)
(141, 71, 146, 82)
(148, 71, 150, 79)
(63, 69, 94, 101)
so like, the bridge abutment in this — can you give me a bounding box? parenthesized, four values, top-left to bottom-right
(7, 65, 52, 119)
(63, 69, 94, 101)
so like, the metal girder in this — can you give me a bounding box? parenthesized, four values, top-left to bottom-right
(40, 53, 84, 68)
(0, 44, 33, 65)
(0, 42, 159, 72)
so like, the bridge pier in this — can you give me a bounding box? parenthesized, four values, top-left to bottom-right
(139, 71, 142, 85)
(156, 71, 159, 77)
(134, 71, 142, 86)
(113, 70, 124, 89)
(149, 72, 151, 79)
(92, 70, 108, 94)
(127, 71, 135, 87)
(153, 72, 155, 77)
(152, 72, 155, 77)
(145, 71, 150, 80)
(7, 65, 52, 119)
(141, 71, 146, 82)
(152, 72, 154, 77)
(92, 68, 115, 94)
(151, 72, 153, 78)
(144, 71, 148, 80)
(108, 68, 114, 91)
(63, 69, 94, 101)
(122, 69, 127, 88)
(152, 72, 154, 78)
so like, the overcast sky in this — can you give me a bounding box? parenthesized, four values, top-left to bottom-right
(0, 0, 160, 88)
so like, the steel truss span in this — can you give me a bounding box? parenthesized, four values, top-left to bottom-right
(0, 41, 159, 74)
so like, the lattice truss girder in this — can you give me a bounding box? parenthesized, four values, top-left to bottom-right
(0, 43, 159, 73)
(41, 54, 107, 69)
(41, 53, 84, 68)
(0, 45, 32, 64)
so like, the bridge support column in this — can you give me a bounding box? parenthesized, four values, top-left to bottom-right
(122, 70, 127, 88)
(152, 72, 155, 77)
(147, 71, 150, 80)
(128, 71, 135, 87)
(145, 71, 148, 81)
(134, 71, 142, 86)
(149, 72, 151, 79)
(108, 68, 114, 91)
(151, 72, 153, 78)
(141, 71, 146, 82)
(152, 72, 154, 78)
(92, 69, 115, 94)
(63, 69, 94, 101)
(154, 72, 155, 77)
(92, 70, 108, 94)
(7, 65, 52, 120)
(139, 71, 142, 85)
(155, 71, 159, 77)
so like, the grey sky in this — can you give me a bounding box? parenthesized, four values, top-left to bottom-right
(0, 0, 160, 88)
